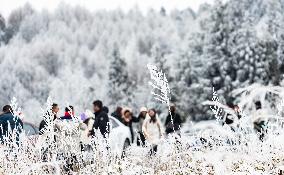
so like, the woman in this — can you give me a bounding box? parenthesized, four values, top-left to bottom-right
(142, 109, 164, 155)
(121, 109, 135, 143)
(136, 107, 148, 146)
(80, 110, 95, 151)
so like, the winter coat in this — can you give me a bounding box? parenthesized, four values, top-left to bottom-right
(142, 115, 163, 145)
(39, 120, 49, 135)
(79, 122, 89, 145)
(81, 117, 95, 144)
(91, 110, 110, 137)
(60, 112, 73, 120)
(0, 112, 23, 144)
(122, 116, 140, 143)
(135, 114, 148, 146)
(136, 113, 148, 132)
(111, 111, 123, 123)
(165, 112, 182, 134)
(39, 114, 57, 135)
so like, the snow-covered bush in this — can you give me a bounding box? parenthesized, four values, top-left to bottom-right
(1, 83, 284, 174)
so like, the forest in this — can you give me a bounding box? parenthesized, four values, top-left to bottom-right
(0, 0, 284, 124)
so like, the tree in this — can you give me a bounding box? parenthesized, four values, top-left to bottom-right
(179, 0, 281, 119)
(5, 3, 34, 43)
(108, 44, 134, 107)
(0, 14, 5, 45)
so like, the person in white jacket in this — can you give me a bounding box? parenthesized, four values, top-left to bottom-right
(142, 109, 164, 155)
(80, 110, 95, 151)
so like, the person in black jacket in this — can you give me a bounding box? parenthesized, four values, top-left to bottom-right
(165, 104, 182, 134)
(39, 103, 59, 161)
(111, 106, 123, 123)
(136, 107, 147, 146)
(0, 105, 23, 144)
(91, 100, 110, 138)
(39, 103, 59, 135)
(121, 110, 138, 143)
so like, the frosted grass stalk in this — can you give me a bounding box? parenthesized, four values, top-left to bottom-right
(147, 64, 174, 132)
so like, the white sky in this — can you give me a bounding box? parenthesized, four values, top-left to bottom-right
(0, 0, 215, 18)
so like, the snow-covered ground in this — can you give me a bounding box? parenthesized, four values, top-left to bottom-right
(2, 90, 284, 175)
(1, 122, 284, 175)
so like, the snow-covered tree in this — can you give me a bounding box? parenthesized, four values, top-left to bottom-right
(5, 3, 34, 43)
(108, 44, 135, 107)
(1, 0, 284, 123)
(0, 14, 5, 45)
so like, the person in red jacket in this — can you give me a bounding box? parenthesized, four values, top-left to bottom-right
(60, 106, 74, 120)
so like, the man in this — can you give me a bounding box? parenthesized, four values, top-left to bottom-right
(165, 104, 182, 135)
(39, 103, 59, 135)
(91, 100, 110, 138)
(0, 105, 23, 144)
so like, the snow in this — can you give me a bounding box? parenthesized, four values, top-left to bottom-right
(1, 0, 284, 173)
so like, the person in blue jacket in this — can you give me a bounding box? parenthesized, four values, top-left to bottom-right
(0, 105, 23, 144)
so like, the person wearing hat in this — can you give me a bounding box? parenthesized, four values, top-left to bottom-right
(136, 107, 148, 146)
(80, 110, 95, 151)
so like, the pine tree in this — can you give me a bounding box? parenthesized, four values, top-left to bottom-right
(174, 32, 210, 120)
(0, 14, 5, 45)
(108, 44, 134, 107)
(5, 3, 34, 44)
(179, 0, 280, 119)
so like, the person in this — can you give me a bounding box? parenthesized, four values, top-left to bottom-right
(136, 107, 148, 146)
(60, 106, 74, 120)
(39, 103, 59, 135)
(224, 102, 235, 126)
(91, 100, 110, 138)
(80, 110, 95, 151)
(165, 104, 182, 135)
(121, 109, 137, 143)
(252, 101, 267, 141)
(142, 109, 164, 155)
(234, 105, 242, 120)
(111, 106, 123, 123)
(0, 105, 23, 145)
(222, 102, 241, 145)
(81, 110, 95, 131)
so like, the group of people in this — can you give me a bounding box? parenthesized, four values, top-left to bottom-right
(39, 100, 110, 139)
(110, 105, 182, 149)
(0, 99, 182, 156)
(224, 100, 268, 141)
(37, 100, 182, 154)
